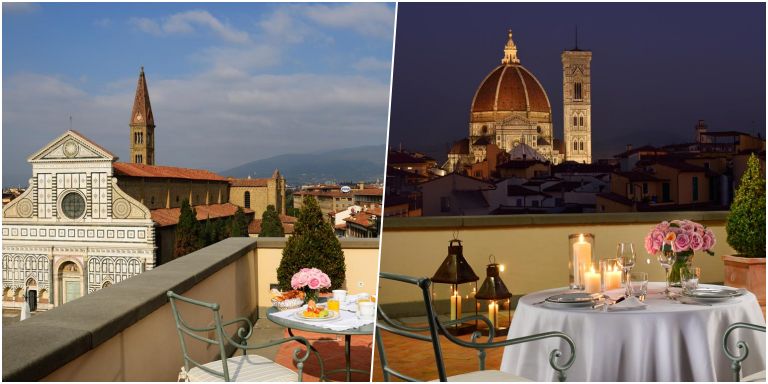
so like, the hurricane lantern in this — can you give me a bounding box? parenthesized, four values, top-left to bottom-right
(431, 238, 479, 335)
(475, 255, 513, 336)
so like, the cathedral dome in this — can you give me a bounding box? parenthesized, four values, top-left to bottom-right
(470, 31, 551, 119)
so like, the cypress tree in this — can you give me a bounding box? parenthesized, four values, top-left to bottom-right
(277, 196, 346, 291)
(260, 204, 284, 237)
(174, 200, 200, 258)
(229, 207, 249, 237)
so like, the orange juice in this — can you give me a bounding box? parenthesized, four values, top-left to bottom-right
(327, 299, 340, 311)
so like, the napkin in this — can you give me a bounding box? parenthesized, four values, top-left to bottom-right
(607, 296, 647, 311)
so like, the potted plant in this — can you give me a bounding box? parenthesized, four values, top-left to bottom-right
(723, 154, 766, 305)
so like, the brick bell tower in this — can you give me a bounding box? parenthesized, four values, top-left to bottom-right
(129, 67, 155, 165)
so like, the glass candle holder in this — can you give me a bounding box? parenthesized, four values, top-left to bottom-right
(600, 258, 622, 292)
(568, 233, 595, 290)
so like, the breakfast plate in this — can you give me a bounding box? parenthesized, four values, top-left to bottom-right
(295, 309, 340, 322)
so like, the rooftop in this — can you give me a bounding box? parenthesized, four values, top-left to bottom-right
(114, 162, 227, 182)
(150, 203, 252, 227)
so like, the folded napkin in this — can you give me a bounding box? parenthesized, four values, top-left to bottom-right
(271, 307, 374, 332)
(339, 294, 371, 312)
(608, 296, 647, 311)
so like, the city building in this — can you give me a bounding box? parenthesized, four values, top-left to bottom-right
(293, 184, 383, 219)
(227, 171, 287, 218)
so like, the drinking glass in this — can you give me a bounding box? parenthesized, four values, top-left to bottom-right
(657, 249, 673, 296)
(628, 272, 648, 301)
(681, 266, 701, 294)
(616, 242, 636, 297)
(327, 298, 340, 311)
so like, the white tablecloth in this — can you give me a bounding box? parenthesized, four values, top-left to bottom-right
(270, 307, 374, 332)
(500, 283, 766, 381)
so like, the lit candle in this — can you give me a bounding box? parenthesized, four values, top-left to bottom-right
(605, 265, 622, 290)
(488, 301, 498, 328)
(573, 234, 592, 286)
(450, 289, 461, 320)
(584, 265, 601, 293)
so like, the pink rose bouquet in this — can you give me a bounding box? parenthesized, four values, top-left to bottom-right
(290, 267, 332, 296)
(644, 219, 716, 255)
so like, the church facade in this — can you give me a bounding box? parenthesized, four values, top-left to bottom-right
(3, 68, 286, 311)
(445, 30, 593, 174)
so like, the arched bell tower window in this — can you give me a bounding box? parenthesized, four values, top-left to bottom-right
(244, 191, 251, 209)
(481, 125, 488, 135)
(574, 82, 583, 100)
(579, 115, 584, 126)
(580, 140, 585, 151)
(573, 115, 578, 128)
(573, 140, 578, 151)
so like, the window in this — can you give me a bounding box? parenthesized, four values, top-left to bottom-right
(579, 116, 584, 126)
(574, 82, 583, 100)
(532, 200, 540, 208)
(516, 198, 522, 207)
(135, 154, 142, 163)
(692, 176, 699, 201)
(662, 183, 671, 202)
(61, 192, 85, 219)
(481, 125, 488, 135)
(440, 197, 451, 213)
(580, 141, 584, 151)
(573, 116, 578, 127)
(643, 183, 648, 195)
(573, 140, 578, 151)
(244, 191, 251, 208)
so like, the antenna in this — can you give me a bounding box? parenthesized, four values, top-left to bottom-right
(574, 25, 579, 50)
(69, 114, 73, 130)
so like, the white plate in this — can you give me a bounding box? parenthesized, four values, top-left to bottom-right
(295, 309, 340, 322)
(545, 292, 602, 304)
(683, 286, 745, 302)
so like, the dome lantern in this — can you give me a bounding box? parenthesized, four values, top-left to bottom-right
(501, 29, 520, 65)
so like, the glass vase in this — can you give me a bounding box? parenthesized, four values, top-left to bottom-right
(304, 289, 319, 305)
(667, 251, 693, 288)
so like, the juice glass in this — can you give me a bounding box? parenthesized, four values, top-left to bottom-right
(327, 299, 340, 311)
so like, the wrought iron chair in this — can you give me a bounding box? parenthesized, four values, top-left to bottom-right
(723, 322, 766, 382)
(167, 291, 323, 382)
(376, 272, 576, 382)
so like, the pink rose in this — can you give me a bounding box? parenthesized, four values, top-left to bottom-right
(319, 273, 331, 288)
(308, 278, 321, 290)
(644, 235, 655, 255)
(658, 221, 670, 231)
(689, 232, 704, 251)
(673, 233, 691, 252)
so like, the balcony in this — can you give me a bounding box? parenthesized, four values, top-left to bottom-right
(374, 211, 760, 381)
(2, 237, 379, 381)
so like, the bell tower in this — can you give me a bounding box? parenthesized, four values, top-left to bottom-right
(562, 33, 592, 164)
(129, 67, 155, 165)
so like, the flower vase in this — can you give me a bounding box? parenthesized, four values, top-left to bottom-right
(304, 289, 319, 305)
(667, 251, 693, 287)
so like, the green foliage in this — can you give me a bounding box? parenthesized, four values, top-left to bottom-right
(726, 154, 766, 257)
(174, 200, 201, 258)
(229, 207, 249, 237)
(285, 191, 300, 217)
(260, 205, 284, 237)
(277, 196, 346, 291)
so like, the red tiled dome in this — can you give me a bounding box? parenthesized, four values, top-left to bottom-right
(471, 64, 551, 115)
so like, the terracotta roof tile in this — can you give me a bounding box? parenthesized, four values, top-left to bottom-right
(114, 162, 227, 181)
(228, 178, 270, 187)
(471, 65, 550, 114)
(247, 215, 297, 235)
(150, 203, 252, 227)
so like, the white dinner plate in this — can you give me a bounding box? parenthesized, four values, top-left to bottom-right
(295, 309, 340, 322)
(683, 286, 745, 302)
(542, 292, 602, 308)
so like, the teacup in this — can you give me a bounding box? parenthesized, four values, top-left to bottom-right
(358, 301, 375, 319)
(332, 289, 347, 302)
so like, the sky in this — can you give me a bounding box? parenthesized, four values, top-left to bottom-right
(389, 3, 766, 163)
(2, 2, 395, 187)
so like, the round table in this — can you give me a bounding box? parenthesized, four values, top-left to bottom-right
(267, 307, 374, 381)
(500, 283, 766, 381)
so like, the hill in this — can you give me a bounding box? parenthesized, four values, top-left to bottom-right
(220, 145, 386, 186)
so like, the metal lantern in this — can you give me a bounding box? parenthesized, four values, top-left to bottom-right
(475, 255, 513, 336)
(432, 238, 479, 335)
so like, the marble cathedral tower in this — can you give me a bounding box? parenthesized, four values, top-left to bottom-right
(562, 40, 592, 164)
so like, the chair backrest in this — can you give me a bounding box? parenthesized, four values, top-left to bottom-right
(723, 322, 767, 381)
(167, 291, 232, 381)
(376, 272, 451, 382)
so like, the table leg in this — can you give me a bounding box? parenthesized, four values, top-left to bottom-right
(345, 334, 352, 382)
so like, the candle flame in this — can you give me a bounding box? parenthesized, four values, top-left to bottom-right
(590, 265, 596, 273)
(499, 264, 505, 272)
(578, 233, 585, 243)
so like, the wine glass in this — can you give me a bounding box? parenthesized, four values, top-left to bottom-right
(657, 246, 673, 297)
(616, 242, 636, 297)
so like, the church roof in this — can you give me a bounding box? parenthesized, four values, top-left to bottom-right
(508, 142, 547, 161)
(130, 67, 154, 126)
(228, 178, 270, 187)
(150, 203, 252, 227)
(448, 138, 470, 155)
(471, 32, 551, 116)
(114, 162, 227, 181)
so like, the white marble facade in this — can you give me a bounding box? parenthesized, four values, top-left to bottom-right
(2, 131, 155, 310)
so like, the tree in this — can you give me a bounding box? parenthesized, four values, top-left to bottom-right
(726, 154, 766, 257)
(277, 196, 346, 291)
(260, 204, 284, 237)
(174, 200, 201, 258)
(228, 206, 249, 237)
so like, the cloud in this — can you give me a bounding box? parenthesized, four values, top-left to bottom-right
(3, 70, 390, 181)
(303, 3, 395, 39)
(3, 3, 40, 14)
(131, 10, 250, 44)
(352, 57, 392, 72)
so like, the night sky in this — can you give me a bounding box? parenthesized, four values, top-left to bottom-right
(389, 3, 766, 162)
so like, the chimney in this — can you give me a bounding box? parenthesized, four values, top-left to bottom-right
(626, 144, 633, 152)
